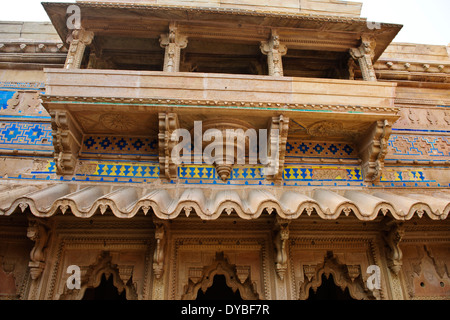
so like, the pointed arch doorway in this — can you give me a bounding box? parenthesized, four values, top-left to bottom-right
(307, 274, 354, 300)
(196, 274, 243, 300)
(82, 273, 127, 300)
(182, 252, 259, 300)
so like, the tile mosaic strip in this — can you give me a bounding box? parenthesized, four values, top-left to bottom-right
(81, 135, 158, 156)
(285, 140, 358, 159)
(387, 135, 449, 158)
(0, 121, 52, 146)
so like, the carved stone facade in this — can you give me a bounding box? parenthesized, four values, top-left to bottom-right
(0, 0, 449, 301)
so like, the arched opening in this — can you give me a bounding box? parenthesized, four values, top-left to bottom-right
(196, 275, 243, 300)
(307, 274, 354, 301)
(82, 273, 127, 300)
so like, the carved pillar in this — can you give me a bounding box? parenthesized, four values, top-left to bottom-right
(152, 220, 169, 300)
(350, 35, 377, 81)
(358, 120, 392, 183)
(153, 222, 167, 279)
(160, 22, 188, 72)
(50, 110, 83, 175)
(64, 29, 94, 69)
(260, 30, 287, 77)
(382, 217, 405, 275)
(273, 217, 290, 281)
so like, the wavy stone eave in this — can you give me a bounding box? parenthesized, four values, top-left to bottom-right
(0, 184, 448, 222)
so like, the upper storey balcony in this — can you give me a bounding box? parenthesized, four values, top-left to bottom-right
(41, 1, 402, 183)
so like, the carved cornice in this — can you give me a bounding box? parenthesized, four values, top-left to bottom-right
(0, 41, 66, 54)
(41, 95, 400, 115)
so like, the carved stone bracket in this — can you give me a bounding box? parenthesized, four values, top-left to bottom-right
(158, 113, 180, 181)
(64, 28, 94, 69)
(160, 22, 188, 72)
(273, 217, 290, 280)
(350, 35, 377, 81)
(153, 221, 168, 280)
(260, 30, 287, 77)
(49, 110, 82, 175)
(358, 120, 392, 183)
(265, 115, 289, 182)
(382, 217, 405, 275)
(27, 218, 51, 280)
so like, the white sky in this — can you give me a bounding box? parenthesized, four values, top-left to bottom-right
(0, 0, 448, 45)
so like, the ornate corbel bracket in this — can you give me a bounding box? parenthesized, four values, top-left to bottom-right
(160, 22, 188, 72)
(273, 217, 290, 280)
(49, 110, 82, 175)
(27, 218, 51, 280)
(260, 30, 288, 77)
(153, 221, 168, 279)
(350, 35, 377, 81)
(65, 28, 94, 69)
(265, 115, 289, 183)
(358, 120, 392, 183)
(382, 217, 405, 275)
(158, 113, 180, 181)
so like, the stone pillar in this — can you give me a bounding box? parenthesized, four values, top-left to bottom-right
(260, 30, 287, 77)
(350, 35, 377, 81)
(64, 29, 94, 69)
(160, 22, 188, 72)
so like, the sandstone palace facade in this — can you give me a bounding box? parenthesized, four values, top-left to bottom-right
(0, 0, 449, 300)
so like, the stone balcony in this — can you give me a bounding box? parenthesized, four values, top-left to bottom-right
(44, 69, 396, 110)
(42, 69, 399, 183)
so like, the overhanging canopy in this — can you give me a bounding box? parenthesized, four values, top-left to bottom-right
(0, 182, 448, 221)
